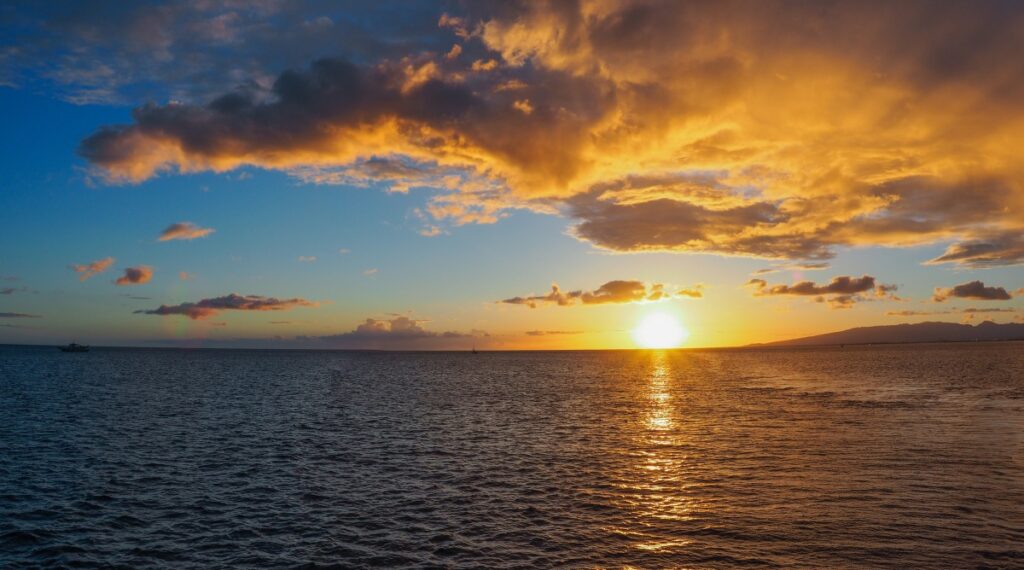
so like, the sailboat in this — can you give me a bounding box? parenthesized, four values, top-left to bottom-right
(59, 343, 90, 353)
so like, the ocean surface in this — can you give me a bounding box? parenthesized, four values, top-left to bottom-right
(1, 343, 1022, 568)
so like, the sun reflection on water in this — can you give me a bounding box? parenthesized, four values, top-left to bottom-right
(610, 350, 699, 553)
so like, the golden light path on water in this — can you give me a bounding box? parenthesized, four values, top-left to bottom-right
(609, 350, 702, 554)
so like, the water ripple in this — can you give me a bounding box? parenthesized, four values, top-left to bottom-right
(1, 343, 1022, 567)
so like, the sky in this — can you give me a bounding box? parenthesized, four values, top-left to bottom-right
(1, 0, 1022, 350)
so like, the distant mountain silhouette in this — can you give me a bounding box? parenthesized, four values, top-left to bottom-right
(755, 321, 1024, 347)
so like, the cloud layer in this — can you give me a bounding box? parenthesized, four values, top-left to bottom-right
(62, 1, 1024, 266)
(137, 293, 317, 319)
(158, 222, 215, 241)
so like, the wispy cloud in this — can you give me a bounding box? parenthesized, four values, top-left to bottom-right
(0, 312, 41, 318)
(751, 263, 832, 276)
(120, 293, 151, 300)
(363, 268, 378, 276)
(298, 256, 317, 262)
(137, 293, 317, 320)
(525, 330, 583, 336)
(158, 222, 215, 241)
(70, 257, 114, 281)
(886, 310, 951, 317)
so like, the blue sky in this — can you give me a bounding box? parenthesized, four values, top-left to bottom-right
(2, 1, 1022, 348)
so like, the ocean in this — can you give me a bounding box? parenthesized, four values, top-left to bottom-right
(1, 343, 1022, 568)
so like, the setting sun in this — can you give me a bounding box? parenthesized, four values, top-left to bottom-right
(633, 313, 688, 349)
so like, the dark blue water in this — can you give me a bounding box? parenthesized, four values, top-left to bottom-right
(1, 343, 1022, 568)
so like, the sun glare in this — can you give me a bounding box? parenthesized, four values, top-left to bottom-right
(633, 313, 688, 349)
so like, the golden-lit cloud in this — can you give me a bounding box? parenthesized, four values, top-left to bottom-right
(500, 279, 700, 308)
(158, 222, 214, 241)
(925, 235, 1024, 268)
(75, 2, 1024, 265)
(70, 257, 114, 281)
(137, 293, 318, 319)
(115, 266, 153, 286)
(748, 275, 898, 309)
(933, 280, 1013, 302)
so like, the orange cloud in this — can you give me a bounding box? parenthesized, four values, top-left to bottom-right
(75, 3, 1024, 266)
(137, 293, 318, 319)
(70, 257, 115, 281)
(158, 222, 215, 241)
(115, 266, 153, 286)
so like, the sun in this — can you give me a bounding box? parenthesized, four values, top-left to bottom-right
(633, 312, 688, 349)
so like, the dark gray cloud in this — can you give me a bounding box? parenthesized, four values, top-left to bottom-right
(933, 280, 1013, 302)
(78, 56, 483, 182)
(748, 275, 878, 296)
(926, 234, 1024, 268)
(568, 190, 831, 260)
(0, 312, 41, 318)
(137, 293, 317, 319)
(114, 266, 153, 286)
(748, 275, 898, 309)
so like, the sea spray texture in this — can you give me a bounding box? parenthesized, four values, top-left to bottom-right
(1, 344, 1022, 567)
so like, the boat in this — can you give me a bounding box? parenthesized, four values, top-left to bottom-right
(59, 343, 90, 353)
